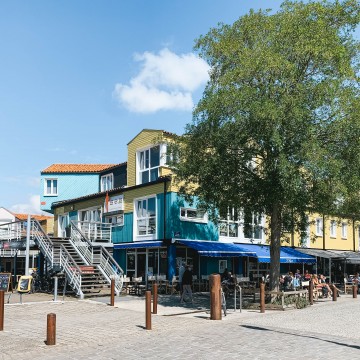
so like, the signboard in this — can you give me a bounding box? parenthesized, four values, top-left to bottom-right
(104, 195, 124, 213)
(17, 276, 32, 293)
(0, 273, 11, 292)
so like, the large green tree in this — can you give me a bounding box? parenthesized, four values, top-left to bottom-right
(171, 0, 360, 290)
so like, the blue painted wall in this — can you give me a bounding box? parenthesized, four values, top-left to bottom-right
(168, 193, 219, 241)
(40, 173, 100, 213)
(111, 213, 133, 244)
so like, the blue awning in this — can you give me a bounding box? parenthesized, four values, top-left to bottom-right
(175, 240, 257, 257)
(113, 241, 164, 249)
(235, 243, 316, 264)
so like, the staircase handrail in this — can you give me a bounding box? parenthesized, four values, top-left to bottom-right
(59, 244, 84, 299)
(69, 220, 93, 265)
(94, 246, 124, 296)
(31, 219, 56, 267)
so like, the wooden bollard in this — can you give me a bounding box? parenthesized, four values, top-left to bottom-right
(309, 280, 314, 305)
(145, 290, 151, 330)
(353, 285, 358, 298)
(209, 274, 221, 320)
(46, 313, 56, 345)
(259, 282, 265, 313)
(0, 290, 4, 331)
(152, 283, 158, 314)
(110, 278, 115, 306)
(331, 285, 337, 302)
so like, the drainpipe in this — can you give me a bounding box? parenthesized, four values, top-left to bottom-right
(322, 214, 326, 250)
(352, 217, 356, 252)
(163, 180, 167, 240)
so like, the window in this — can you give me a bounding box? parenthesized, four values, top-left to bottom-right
(219, 208, 240, 238)
(44, 178, 58, 196)
(101, 173, 114, 191)
(219, 208, 264, 241)
(341, 222, 347, 239)
(105, 213, 124, 226)
(244, 211, 263, 240)
(330, 220, 336, 238)
(138, 146, 160, 184)
(219, 260, 227, 273)
(135, 197, 156, 236)
(315, 218, 323, 236)
(180, 207, 207, 223)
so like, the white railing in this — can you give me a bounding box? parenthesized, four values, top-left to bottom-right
(0, 221, 26, 241)
(93, 246, 124, 296)
(78, 221, 112, 243)
(59, 245, 84, 299)
(69, 221, 93, 265)
(31, 219, 56, 267)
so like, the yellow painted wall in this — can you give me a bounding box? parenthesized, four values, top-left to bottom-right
(289, 214, 358, 251)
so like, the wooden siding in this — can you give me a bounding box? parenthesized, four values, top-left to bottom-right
(124, 182, 165, 213)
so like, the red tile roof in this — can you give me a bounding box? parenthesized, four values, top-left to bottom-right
(15, 213, 53, 221)
(41, 164, 123, 174)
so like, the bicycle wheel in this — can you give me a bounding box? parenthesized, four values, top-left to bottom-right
(221, 291, 227, 316)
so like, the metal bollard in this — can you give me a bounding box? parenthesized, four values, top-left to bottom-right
(46, 313, 56, 345)
(53, 276, 58, 302)
(145, 290, 151, 330)
(110, 278, 115, 306)
(209, 274, 221, 320)
(353, 285, 358, 299)
(0, 290, 4, 331)
(309, 280, 314, 305)
(260, 282, 265, 313)
(152, 283, 158, 314)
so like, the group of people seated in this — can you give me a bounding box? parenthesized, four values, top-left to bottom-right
(279, 270, 341, 297)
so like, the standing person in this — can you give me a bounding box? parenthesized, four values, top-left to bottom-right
(178, 262, 186, 295)
(180, 265, 193, 304)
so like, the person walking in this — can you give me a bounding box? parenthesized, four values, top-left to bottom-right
(180, 265, 193, 304)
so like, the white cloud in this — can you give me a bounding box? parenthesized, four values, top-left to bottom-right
(113, 48, 209, 113)
(10, 195, 48, 215)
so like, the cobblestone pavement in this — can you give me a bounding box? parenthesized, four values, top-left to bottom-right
(1, 293, 360, 359)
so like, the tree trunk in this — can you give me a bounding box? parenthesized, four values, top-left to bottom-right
(269, 203, 282, 291)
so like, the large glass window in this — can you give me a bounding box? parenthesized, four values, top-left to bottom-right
(219, 208, 264, 241)
(138, 146, 160, 184)
(44, 178, 58, 195)
(136, 197, 156, 236)
(101, 173, 114, 191)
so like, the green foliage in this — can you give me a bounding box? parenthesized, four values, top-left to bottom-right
(169, 0, 360, 289)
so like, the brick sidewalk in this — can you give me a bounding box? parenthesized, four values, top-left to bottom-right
(1, 293, 360, 359)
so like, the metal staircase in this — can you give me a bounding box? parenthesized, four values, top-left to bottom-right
(0, 219, 123, 299)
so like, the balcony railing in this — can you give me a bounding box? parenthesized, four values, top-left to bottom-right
(78, 221, 112, 243)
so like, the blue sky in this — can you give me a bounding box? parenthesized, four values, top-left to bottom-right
(0, 1, 359, 215)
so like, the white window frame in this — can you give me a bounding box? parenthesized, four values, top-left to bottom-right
(219, 260, 227, 273)
(219, 208, 265, 243)
(180, 207, 208, 223)
(315, 218, 323, 237)
(136, 144, 167, 185)
(341, 222, 348, 239)
(101, 173, 114, 192)
(105, 213, 124, 226)
(330, 220, 337, 238)
(44, 178, 58, 196)
(134, 195, 157, 240)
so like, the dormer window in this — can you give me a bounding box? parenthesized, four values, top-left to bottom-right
(137, 145, 160, 184)
(101, 173, 114, 191)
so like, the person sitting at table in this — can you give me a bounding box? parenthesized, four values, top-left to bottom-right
(283, 272, 294, 291)
(180, 265, 193, 304)
(303, 270, 311, 281)
(221, 268, 231, 282)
